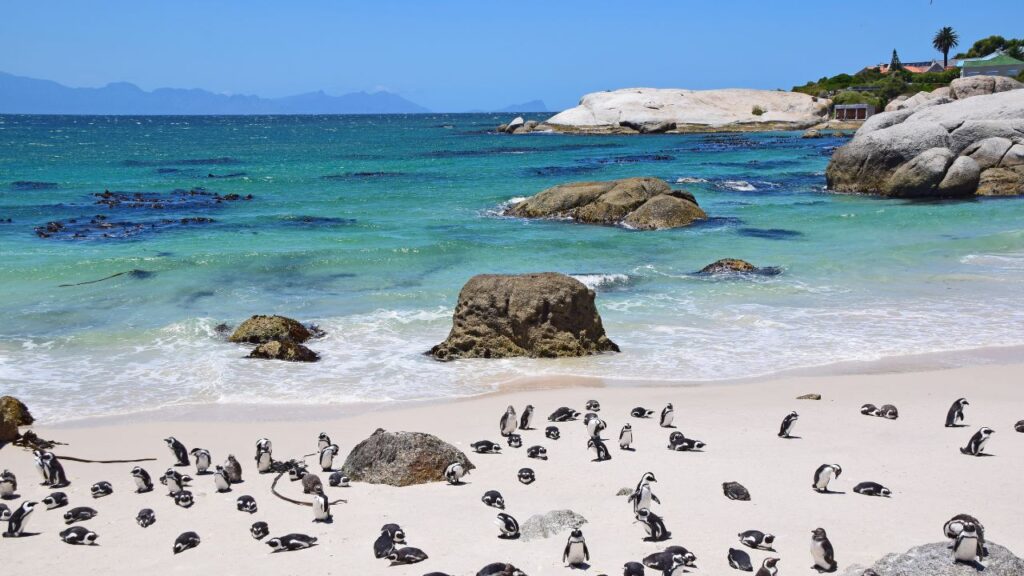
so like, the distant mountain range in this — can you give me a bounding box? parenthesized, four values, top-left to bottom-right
(470, 100, 548, 113)
(0, 72, 430, 115)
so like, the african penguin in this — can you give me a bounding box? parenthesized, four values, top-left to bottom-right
(738, 529, 775, 550)
(563, 528, 590, 566)
(41, 452, 69, 487)
(545, 426, 561, 440)
(131, 466, 154, 493)
(860, 404, 878, 416)
(944, 514, 985, 543)
(960, 427, 994, 456)
(723, 481, 751, 501)
(317, 432, 331, 451)
(519, 405, 535, 430)
(471, 440, 503, 454)
(237, 495, 257, 514)
(586, 399, 601, 412)
(374, 523, 406, 558)
(1015, 420, 1024, 433)
(587, 416, 608, 439)
(288, 463, 308, 482)
(251, 521, 270, 540)
(810, 527, 837, 573)
(223, 454, 243, 483)
(63, 506, 98, 525)
(526, 445, 548, 460)
(164, 436, 190, 466)
(312, 489, 331, 522)
(481, 489, 505, 509)
(59, 525, 98, 545)
(43, 491, 68, 510)
(90, 481, 113, 498)
(255, 438, 273, 473)
(33, 450, 49, 484)
(728, 547, 753, 571)
(213, 465, 232, 492)
(623, 561, 646, 576)
(945, 398, 969, 427)
(667, 431, 706, 451)
(853, 481, 891, 497)
(500, 405, 518, 437)
(328, 472, 350, 487)
(778, 411, 799, 438)
(619, 424, 634, 450)
(3, 501, 36, 537)
(631, 407, 655, 418)
(588, 437, 612, 461)
(190, 448, 212, 474)
(628, 472, 660, 512)
(877, 404, 899, 419)
(634, 508, 671, 541)
(445, 462, 468, 485)
(548, 407, 580, 422)
(517, 467, 535, 485)
(386, 546, 428, 564)
(136, 508, 156, 528)
(506, 433, 522, 448)
(953, 522, 983, 564)
(755, 557, 780, 576)
(162, 468, 189, 494)
(495, 512, 520, 539)
(0, 504, 8, 522)
(301, 473, 323, 494)
(174, 490, 194, 508)
(476, 563, 528, 576)
(0, 469, 17, 499)
(173, 531, 201, 554)
(319, 444, 340, 471)
(660, 403, 675, 428)
(812, 464, 842, 493)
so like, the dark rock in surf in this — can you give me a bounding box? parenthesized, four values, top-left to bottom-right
(247, 340, 319, 363)
(229, 315, 312, 344)
(340, 429, 474, 487)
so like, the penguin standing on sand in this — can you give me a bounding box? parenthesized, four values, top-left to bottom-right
(810, 527, 837, 573)
(224, 454, 243, 483)
(756, 558, 780, 576)
(634, 508, 671, 542)
(3, 501, 37, 537)
(495, 512, 520, 539)
(164, 437, 190, 466)
(960, 427, 994, 456)
(255, 439, 273, 473)
(619, 424, 634, 450)
(317, 432, 332, 451)
(588, 437, 612, 462)
(628, 472, 660, 512)
(520, 405, 535, 430)
(778, 411, 799, 438)
(587, 416, 607, 439)
(660, 403, 675, 428)
(41, 452, 70, 487)
(562, 528, 590, 566)
(319, 444, 340, 471)
(500, 406, 518, 437)
(131, 466, 154, 493)
(33, 450, 49, 484)
(946, 398, 969, 427)
(445, 462, 468, 485)
(213, 465, 232, 493)
(162, 468, 189, 494)
(812, 464, 842, 493)
(0, 470, 17, 499)
(312, 489, 331, 522)
(953, 522, 984, 564)
(190, 448, 211, 474)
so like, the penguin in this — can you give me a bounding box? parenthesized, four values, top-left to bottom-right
(386, 546, 428, 564)
(164, 436, 190, 467)
(812, 464, 842, 493)
(778, 411, 799, 438)
(588, 437, 612, 462)
(738, 530, 775, 550)
(319, 444, 340, 471)
(526, 445, 548, 460)
(810, 527, 837, 573)
(520, 405, 535, 430)
(634, 508, 671, 542)
(0, 470, 17, 499)
(301, 473, 323, 494)
(587, 416, 608, 439)
(583, 412, 600, 425)
(853, 481, 891, 497)
(563, 528, 590, 566)
(190, 448, 212, 474)
(945, 398, 969, 427)
(860, 404, 878, 416)
(317, 432, 331, 451)
(63, 506, 98, 525)
(628, 472, 660, 512)
(477, 563, 528, 576)
(586, 399, 601, 412)
(1015, 420, 1024, 433)
(619, 424, 634, 450)
(445, 462, 468, 485)
(42, 491, 68, 510)
(131, 466, 154, 493)
(90, 481, 113, 498)
(877, 404, 899, 419)
(173, 531, 201, 554)
(328, 472, 350, 487)
(517, 467, 535, 485)
(545, 426, 561, 440)
(213, 465, 232, 492)
(667, 432, 706, 451)
(953, 522, 983, 564)
(471, 440, 503, 454)
(960, 427, 994, 456)
(136, 508, 156, 528)
(41, 452, 69, 487)
(162, 468, 190, 494)
(664, 546, 698, 569)
(33, 450, 49, 484)
(174, 490, 194, 508)
(506, 433, 522, 448)
(623, 561, 646, 576)
(548, 407, 581, 422)
(312, 489, 331, 522)
(374, 523, 406, 558)
(224, 454, 243, 483)
(60, 525, 98, 545)
(2, 501, 36, 537)
(642, 551, 679, 574)
(728, 547, 753, 571)
(481, 489, 505, 509)
(944, 514, 985, 543)
(500, 405, 518, 437)
(237, 495, 257, 514)
(255, 438, 273, 473)
(631, 407, 655, 418)
(288, 463, 309, 482)
(723, 481, 751, 501)
(495, 512, 520, 539)
(0, 503, 8, 521)
(660, 403, 675, 428)
(251, 521, 270, 540)
(755, 558, 780, 576)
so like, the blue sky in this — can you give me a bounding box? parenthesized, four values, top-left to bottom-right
(1, 0, 1021, 111)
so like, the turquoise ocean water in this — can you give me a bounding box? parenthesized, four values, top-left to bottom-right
(2, 114, 1024, 421)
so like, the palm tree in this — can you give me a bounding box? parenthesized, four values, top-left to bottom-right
(933, 27, 959, 68)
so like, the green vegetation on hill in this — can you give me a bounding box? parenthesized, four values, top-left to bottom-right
(792, 67, 959, 109)
(955, 35, 1023, 60)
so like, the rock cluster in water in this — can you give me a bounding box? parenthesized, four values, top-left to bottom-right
(505, 177, 706, 230)
(229, 315, 321, 362)
(340, 429, 474, 486)
(430, 273, 619, 361)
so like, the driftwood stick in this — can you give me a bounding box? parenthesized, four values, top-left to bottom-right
(270, 470, 347, 506)
(53, 454, 157, 464)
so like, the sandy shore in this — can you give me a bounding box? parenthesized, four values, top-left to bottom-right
(3, 362, 1023, 575)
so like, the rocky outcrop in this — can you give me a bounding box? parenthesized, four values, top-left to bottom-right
(248, 340, 319, 362)
(520, 510, 588, 541)
(950, 75, 1024, 100)
(0, 396, 33, 442)
(229, 315, 312, 344)
(842, 541, 1024, 576)
(826, 89, 1024, 197)
(429, 273, 619, 361)
(339, 429, 474, 486)
(497, 117, 542, 134)
(505, 177, 706, 230)
(538, 88, 830, 134)
(697, 259, 782, 276)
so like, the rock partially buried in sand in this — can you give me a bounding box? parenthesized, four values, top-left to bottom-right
(340, 429, 474, 487)
(229, 315, 313, 344)
(798, 394, 822, 400)
(0, 396, 33, 442)
(429, 273, 619, 361)
(519, 509, 588, 541)
(505, 177, 706, 230)
(247, 340, 319, 362)
(841, 541, 1024, 576)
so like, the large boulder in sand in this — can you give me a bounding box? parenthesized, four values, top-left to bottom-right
(841, 541, 1024, 576)
(520, 510, 588, 541)
(247, 340, 319, 362)
(826, 89, 1024, 197)
(1, 396, 33, 442)
(340, 429, 474, 486)
(506, 177, 706, 230)
(950, 75, 1024, 100)
(430, 273, 619, 361)
(229, 315, 312, 344)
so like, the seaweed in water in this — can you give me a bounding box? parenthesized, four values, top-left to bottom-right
(10, 181, 58, 191)
(321, 171, 409, 180)
(93, 188, 252, 209)
(35, 215, 215, 240)
(207, 172, 247, 179)
(737, 228, 803, 240)
(58, 269, 155, 287)
(586, 154, 675, 165)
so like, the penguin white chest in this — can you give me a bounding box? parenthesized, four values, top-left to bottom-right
(954, 536, 979, 561)
(662, 411, 674, 426)
(816, 468, 834, 490)
(565, 541, 586, 564)
(620, 430, 632, 447)
(134, 476, 147, 490)
(811, 541, 828, 566)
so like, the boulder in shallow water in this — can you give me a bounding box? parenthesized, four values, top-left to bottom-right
(841, 541, 1024, 576)
(520, 509, 588, 541)
(621, 191, 707, 230)
(229, 315, 312, 344)
(247, 340, 319, 362)
(430, 273, 619, 361)
(340, 429, 474, 486)
(699, 259, 758, 274)
(0, 396, 32, 442)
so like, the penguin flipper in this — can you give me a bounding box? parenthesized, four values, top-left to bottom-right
(583, 543, 590, 561)
(651, 494, 661, 504)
